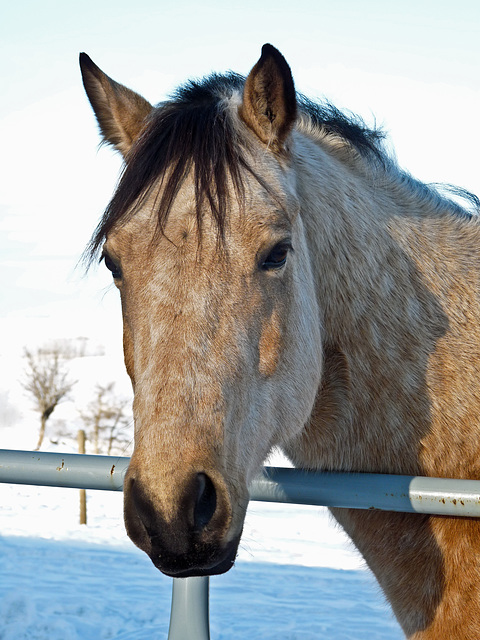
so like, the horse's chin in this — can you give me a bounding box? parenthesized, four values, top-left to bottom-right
(149, 536, 240, 578)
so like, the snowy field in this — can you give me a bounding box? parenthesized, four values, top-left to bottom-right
(0, 472, 404, 639)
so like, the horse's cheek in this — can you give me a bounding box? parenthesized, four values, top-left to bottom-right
(122, 321, 135, 386)
(258, 311, 282, 377)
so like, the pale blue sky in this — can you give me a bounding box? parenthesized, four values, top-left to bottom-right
(2, 0, 479, 114)
(0, 0, 479, 353)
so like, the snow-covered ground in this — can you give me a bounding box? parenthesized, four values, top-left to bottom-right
(0, 468, 404, 639)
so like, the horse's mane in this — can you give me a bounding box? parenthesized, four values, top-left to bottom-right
(296, 94, 386, 161)
(85, 72, 479, 263)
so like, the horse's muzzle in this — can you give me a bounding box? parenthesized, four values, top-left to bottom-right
(123, 467, 243, 577)
(153, 536, 240, 578)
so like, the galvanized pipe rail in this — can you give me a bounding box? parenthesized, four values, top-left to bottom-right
(3, 448, 480, 517)
(2, 448, 480, 639)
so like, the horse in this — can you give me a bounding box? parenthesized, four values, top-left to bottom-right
(80, 44, 480, 638)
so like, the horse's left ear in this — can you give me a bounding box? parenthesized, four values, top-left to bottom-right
(240, 44, 297, 153)
(79, 53, 153, 157)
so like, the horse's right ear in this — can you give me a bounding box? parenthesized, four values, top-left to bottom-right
(240, 44, 297, 154)
(79, 53, 153, 157)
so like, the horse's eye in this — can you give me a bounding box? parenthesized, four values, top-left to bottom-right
(261, 242, 292, 271)
(103, 254, 122, 280)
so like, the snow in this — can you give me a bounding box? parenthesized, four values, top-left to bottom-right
(0, 470, 404, 639)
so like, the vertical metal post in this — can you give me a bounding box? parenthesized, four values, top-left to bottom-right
(167, 577, 210, 640)
(77, 430, 87, 525)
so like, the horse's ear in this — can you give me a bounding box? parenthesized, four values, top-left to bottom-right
(240, 44, 297, 153)
(79, 53, 153, 157)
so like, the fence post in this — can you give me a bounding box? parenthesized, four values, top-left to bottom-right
(167, 577, 210, 640)
(77, 430, 87, 525)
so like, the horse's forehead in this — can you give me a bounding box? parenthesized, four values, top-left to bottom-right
(105, 179, 195, 252)
(106, 164, 293, 258)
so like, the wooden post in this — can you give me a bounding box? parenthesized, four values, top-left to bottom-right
(77, 429, 87, 525)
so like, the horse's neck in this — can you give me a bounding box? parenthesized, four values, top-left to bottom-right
(288, 138, 460, 475)
(287, 139, 480, 639)
(332, 507, 480, 639)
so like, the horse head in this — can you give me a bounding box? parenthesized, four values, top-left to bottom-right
(81, 45, 322, 576)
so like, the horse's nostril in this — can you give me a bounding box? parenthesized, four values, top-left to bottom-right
(193, 472, 217, 532)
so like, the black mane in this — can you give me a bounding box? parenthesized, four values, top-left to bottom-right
(85, 72, 398, 262)
(86, 72, 249, 260)
(298, 94, 386, 160)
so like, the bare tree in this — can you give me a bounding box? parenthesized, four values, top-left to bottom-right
(22, 346, 77, 450)
(80, 383, 132, 455)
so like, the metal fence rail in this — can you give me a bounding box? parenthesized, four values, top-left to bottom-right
(3, 448, 480, 516)
(2, 448, 480, 639)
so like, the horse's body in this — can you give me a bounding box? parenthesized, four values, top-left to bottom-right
(80, 45, 480, 638)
